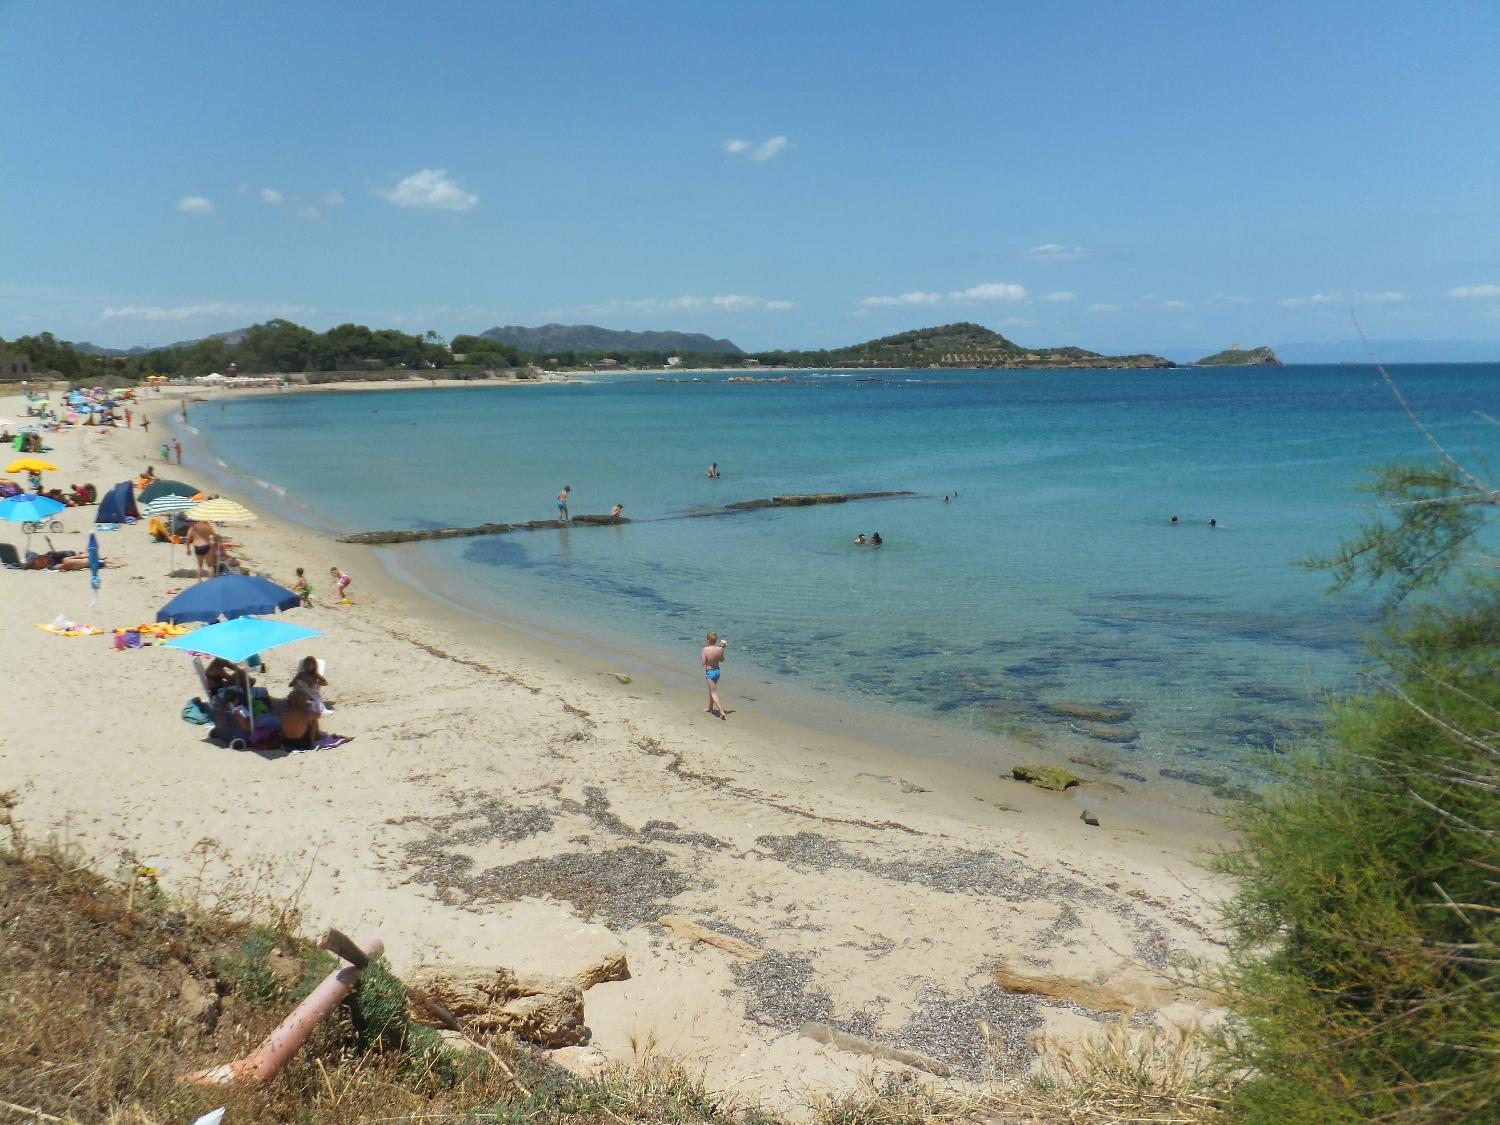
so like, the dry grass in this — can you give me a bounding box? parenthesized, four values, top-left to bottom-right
(0, 794, 1223, 1124)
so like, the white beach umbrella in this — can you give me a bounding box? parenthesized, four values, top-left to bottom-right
(186, 498, 256, 523)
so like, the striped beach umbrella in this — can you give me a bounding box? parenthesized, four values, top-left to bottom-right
(142, 495, 198, 517)
(187, 497, 256, 523)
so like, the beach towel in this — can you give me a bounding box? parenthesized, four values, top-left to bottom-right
(288, 734, 355, 755)
(181, 698, 213, 725)
(35, 622, 106, 637)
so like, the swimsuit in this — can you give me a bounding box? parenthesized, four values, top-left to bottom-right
(194, 544, 210, 556)
(705, 667, 721, 682)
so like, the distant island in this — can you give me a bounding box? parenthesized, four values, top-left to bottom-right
(482, 323, 742, 355)
(1194, 345, 1281, 367)
(752, 323, 1174, 370)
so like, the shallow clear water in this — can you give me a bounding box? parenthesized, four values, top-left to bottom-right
(187, 365, 1500, 779)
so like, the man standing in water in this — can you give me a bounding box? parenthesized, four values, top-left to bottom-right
(556, 485, 571, 522)
(701, 631, 729, 719)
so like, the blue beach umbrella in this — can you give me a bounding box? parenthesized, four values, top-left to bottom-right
(163, 616, 320, 663)
(87, 532, 101, 606)
(157, 573, 300, 624)
(0, 494, 66, 551)
(0, 493, 66, 524)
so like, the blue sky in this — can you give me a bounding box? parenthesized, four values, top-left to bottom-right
(4, 0, 1499, 355)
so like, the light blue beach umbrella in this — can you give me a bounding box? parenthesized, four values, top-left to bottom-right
(163, 616, 321, 663)
(164, 616, 322, 713)
(0, 493, 66, 551)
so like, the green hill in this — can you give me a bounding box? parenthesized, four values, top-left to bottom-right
(482, 323, 742, 355)
(1194, 345, 1281, 367)
(753, 322, 1174, 369)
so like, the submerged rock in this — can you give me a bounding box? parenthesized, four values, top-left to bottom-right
(1011, 764, 1081, 791)
(1046, 702, 1134, 723)
(1159, 767, 1230, 789)
(1070, 720, 1140, 743)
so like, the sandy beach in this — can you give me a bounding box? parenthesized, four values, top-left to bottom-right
(0, 380, 1230, 1109)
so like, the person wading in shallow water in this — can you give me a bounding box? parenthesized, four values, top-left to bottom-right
(701, 631, 729, 719)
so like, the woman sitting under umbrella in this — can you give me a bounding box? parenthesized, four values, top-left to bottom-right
(278, 689, 322, 751)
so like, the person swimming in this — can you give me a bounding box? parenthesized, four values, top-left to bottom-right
(871, 532, 883, 546)
(853, 533, 867, 545)
(1170, 515, 1180, 525)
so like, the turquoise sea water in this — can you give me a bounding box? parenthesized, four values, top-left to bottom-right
(186, 365, 1499, 781)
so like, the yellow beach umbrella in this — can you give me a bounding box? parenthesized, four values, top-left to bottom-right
(186, 497, 256, 522)
(6, 458, 60, 473)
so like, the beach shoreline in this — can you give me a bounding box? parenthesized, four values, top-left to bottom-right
(1, 380, 1230, 1108)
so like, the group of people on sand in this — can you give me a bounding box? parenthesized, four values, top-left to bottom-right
(205, 653, 335, 751)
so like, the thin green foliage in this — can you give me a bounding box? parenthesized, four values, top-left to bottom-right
(1212, 366, 1500, 1123)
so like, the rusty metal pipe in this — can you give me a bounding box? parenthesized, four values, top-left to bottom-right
(178, 935, 384, 1087)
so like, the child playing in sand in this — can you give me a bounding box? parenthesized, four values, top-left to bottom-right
(291, 567, 312, 606)
(330, 566, 353, 604)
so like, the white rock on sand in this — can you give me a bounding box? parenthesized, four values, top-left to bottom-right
(0, 381, 1229, 1111)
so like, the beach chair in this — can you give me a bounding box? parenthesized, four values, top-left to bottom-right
(192, 657, 212, 698)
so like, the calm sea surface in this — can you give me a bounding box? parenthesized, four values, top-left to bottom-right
(186, 365, 1500, 781)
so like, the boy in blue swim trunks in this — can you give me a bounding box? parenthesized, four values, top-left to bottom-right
(556, 485, 571, 522)
(701, 631, 729, 719)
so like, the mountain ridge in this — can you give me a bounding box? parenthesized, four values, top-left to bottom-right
(482, 323, 743, 355)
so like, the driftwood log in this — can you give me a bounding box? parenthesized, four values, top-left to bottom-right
(799, 1022, 952, 1077)
(657, 914, 765, 960)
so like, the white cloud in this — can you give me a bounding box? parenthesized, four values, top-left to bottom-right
(1141, 295, 1190, 310)
(860, 281, 1027, 308)
(374, 168, 478, 212)
(321, 190, 346, 207)
(1206, 293, 1254, 307)
(722, 135, 791, 162)
(1040, 290, 1076, 303)
(1280, 290, 1405, 308)
(258, 188, 284, 205)
(860, 291, 944, 308)
(1088, 303, 1123, 314)
(577, 293, 796, 315)
(175, 196, 215, 215)
(1449, 284, 1500, 299)
(951, 281, 1026, 302)
(1024, 242, 1089, 262)
(99, 301, 313, 323)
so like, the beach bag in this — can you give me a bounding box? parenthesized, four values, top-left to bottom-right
(182, 698, 213, 725)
